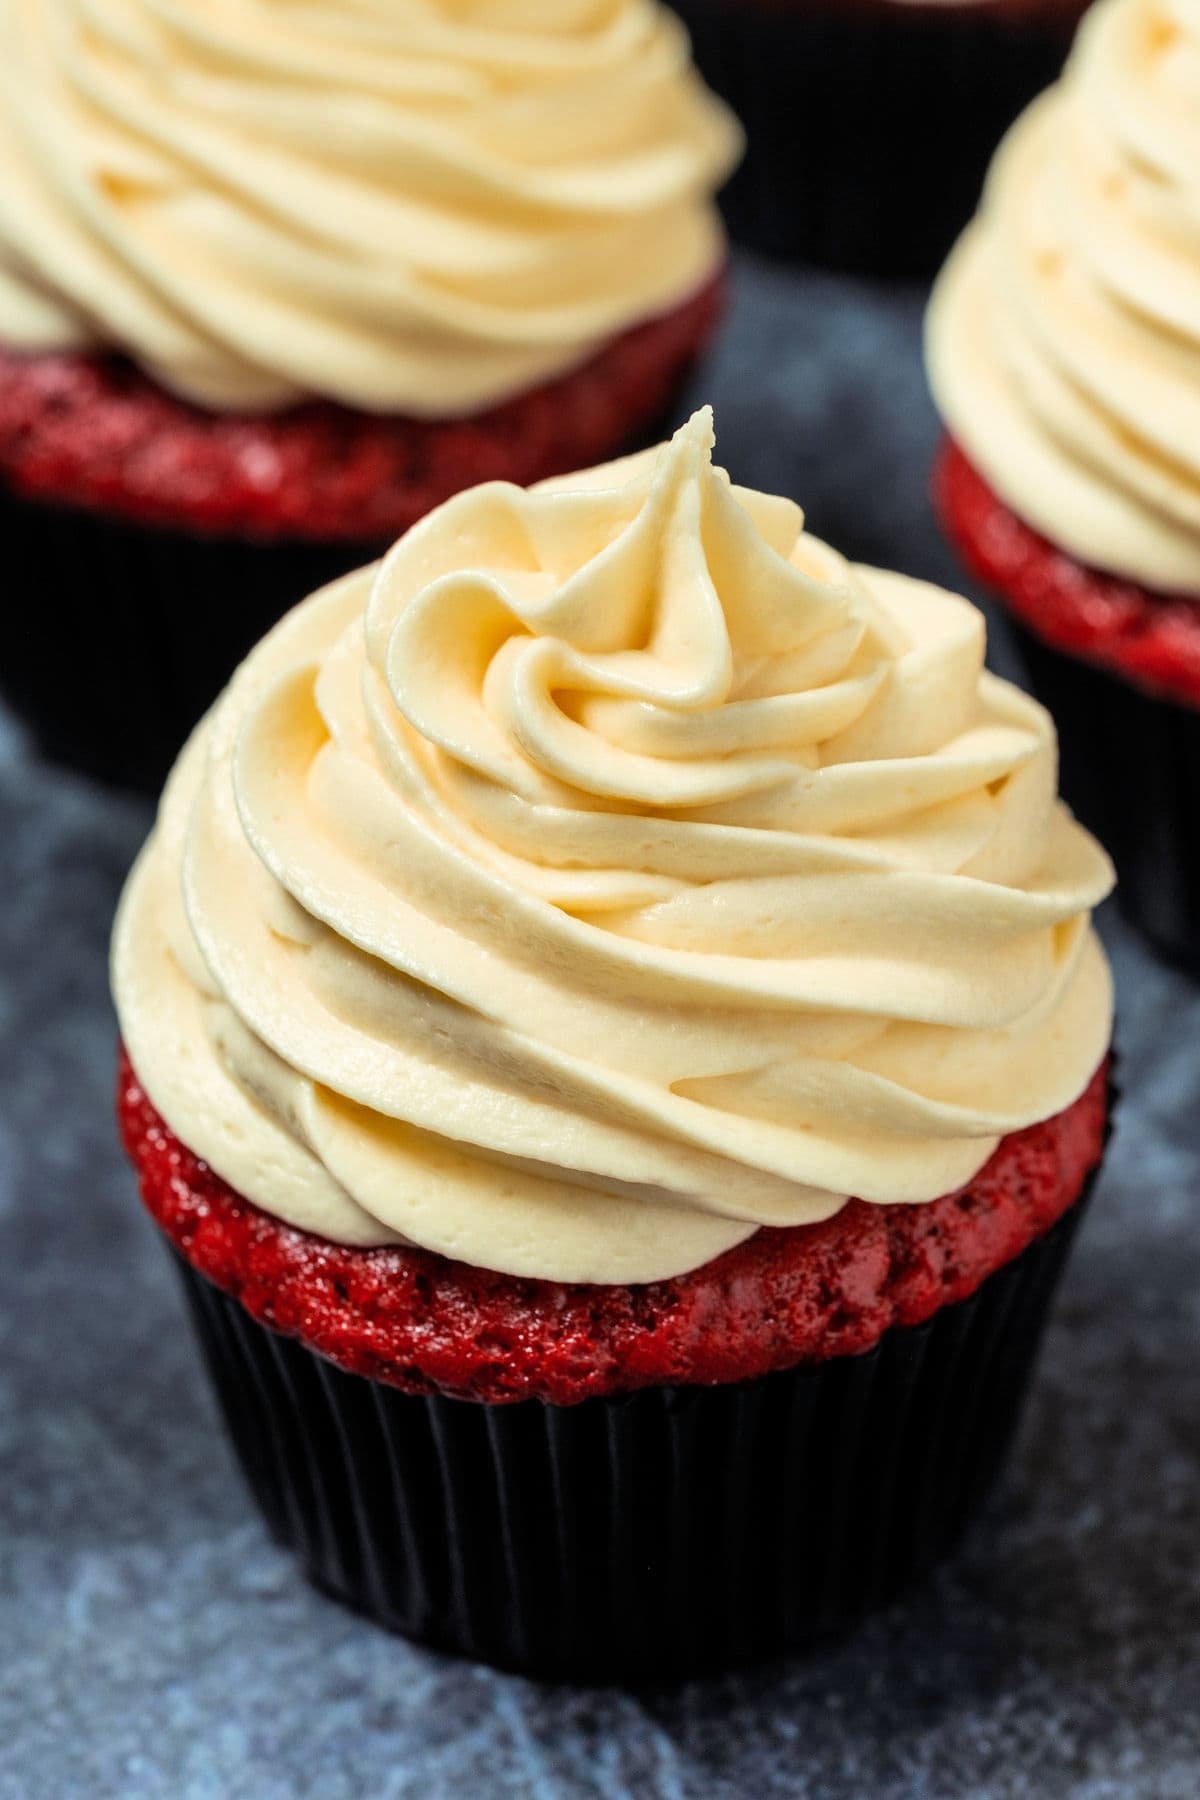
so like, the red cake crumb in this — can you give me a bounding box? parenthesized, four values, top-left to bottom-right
(117, 1046, 1110, 1406)
(935, 438, 1200, 710)
(0, 275, 723, 544)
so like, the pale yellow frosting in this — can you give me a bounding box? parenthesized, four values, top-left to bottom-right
(111, 410, 1114, 1284)
(0, 0, 739, 416)
(928, 0, 1200, 593)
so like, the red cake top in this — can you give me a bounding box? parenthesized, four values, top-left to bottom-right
(936, 438, 1200, 710)
(0, 277, 721, 544)
(118, 1047, 1110, 1406)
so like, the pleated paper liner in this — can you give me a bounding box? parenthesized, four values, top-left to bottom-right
(0, 487, 383, 795)
(669, 0, 1084, 276)
(172, 1189, 1092, 1683)
(1011, 622, 1200, 975)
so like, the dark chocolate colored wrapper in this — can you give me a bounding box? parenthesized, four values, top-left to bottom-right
(671, 0, 1084, 276)
(1011, 622, 1200, 975)
(172, 1193, 1090, 1682)
(0, 484, 382, 793)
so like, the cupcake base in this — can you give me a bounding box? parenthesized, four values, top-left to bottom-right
(671, 0, 1085, 276)
(0, 494, 377, 791)
(174, 1195, 1090, 1681)
(1011, 624, 1200, 973)
(934, 438, 1200, 970)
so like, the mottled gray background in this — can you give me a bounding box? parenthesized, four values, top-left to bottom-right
(3, 259, 1199, 1800)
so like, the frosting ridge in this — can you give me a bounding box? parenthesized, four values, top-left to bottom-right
(927, 0, 1200, 593)
(112, 410, 1114, 1282)
(0, 0, 739, 414)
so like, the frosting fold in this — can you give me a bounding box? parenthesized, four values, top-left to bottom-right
(112, 410, 1114, 1283)
(0, 0, 738, 414)
(927, 0, 1200, 593)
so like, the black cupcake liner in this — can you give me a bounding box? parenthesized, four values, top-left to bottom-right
(0, 484, 382, 794)
(1010, 622, 1200, 974)
(172, 1191, 1091, 1682)
(671, 0, 1083, 276)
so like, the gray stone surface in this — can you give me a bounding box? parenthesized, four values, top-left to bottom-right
(2, 258, 1199, 1800)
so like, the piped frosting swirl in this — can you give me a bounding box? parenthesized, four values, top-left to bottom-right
(112, 410, 1114, 1283)
(928, 0, 1200, 593)
(0, 0, 738, 415)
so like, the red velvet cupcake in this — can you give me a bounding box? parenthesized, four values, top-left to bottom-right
(112, 411, 1115, 1677)
(666, 0, 1091, 274)
(0, 0, 740, 791)
(927, 0, 1200, 969)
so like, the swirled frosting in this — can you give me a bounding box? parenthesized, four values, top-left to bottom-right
(112, 409, 1114, 1284)
(927, 0, 1200, 593)
(0, 0, 738, 415)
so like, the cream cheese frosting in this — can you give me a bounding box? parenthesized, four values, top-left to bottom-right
(927, 0, 1200, 594)
(112, 409, 1114, 1284)
(0, 0, 739, 416)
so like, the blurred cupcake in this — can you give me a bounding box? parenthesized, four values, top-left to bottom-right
(112, 409, 1114, 1676)
(0, 0, 740, 790)
(669, 0, 1091, 274)
(928, 0, 1200, 970)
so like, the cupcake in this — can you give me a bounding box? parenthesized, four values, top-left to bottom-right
(928, 0, 1200, 970)
(112, 409, 1115, 1679)
(669, 0, 1091, 275)
(0, 0, 740, 792)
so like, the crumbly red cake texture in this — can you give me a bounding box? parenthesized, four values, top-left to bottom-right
(0, 275, 723, 544)
(117, 1046, 1110, 1407)
(935, 438, 1200, 710)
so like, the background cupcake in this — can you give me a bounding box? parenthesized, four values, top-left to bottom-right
(0, 0, 740, 790)
(113, 410, 1114, 1678)
(668, 0, 1091, 274)
(928, 0, 1200, 971)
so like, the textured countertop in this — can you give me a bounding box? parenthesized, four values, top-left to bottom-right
(3, 258, 1199, 1800)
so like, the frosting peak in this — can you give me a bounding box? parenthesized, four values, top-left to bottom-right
(374, 409, 888, 820)
(0, 0, 739, 414)
(112, 411, 1114, 1283)
(927, 0, 1200, 593)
